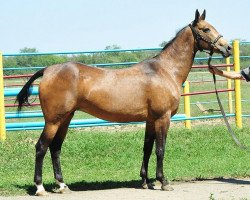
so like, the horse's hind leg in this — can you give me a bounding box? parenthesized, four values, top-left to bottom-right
(34, 123, 60, 196)
(49, 112, 74, 193)
(140, 121, 155, 189)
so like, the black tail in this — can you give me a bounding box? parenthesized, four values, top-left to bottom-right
(16, 69, 45, 111)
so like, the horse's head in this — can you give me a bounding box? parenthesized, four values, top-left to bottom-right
(190, 9, 232, 57)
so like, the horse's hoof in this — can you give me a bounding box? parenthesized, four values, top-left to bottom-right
(59, 186, 71, 194)
(161, 184, 174, 191)
(142, 182, 154, 189)
(35, 190, 48, 196)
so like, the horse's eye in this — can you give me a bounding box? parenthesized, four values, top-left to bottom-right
(203, 28, 210, 33)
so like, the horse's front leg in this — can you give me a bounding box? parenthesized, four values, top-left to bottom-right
(155, 114, 173, 191)
(140, 121, 155, 189)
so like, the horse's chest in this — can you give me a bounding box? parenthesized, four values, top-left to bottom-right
(147, 77, 181, 115)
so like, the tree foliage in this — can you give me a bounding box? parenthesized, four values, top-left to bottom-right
(19, 47, 38, 53)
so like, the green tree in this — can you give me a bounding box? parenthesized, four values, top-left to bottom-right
(15, 47, 39, 67)
(19, 47, 38, 53)
(159, 41, 168, 47)
(105, 45, 121, 50)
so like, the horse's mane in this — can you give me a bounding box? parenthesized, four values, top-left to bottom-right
(161, 25, 188, 52)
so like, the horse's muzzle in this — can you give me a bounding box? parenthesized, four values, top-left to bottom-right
(221, 44, 232, 58)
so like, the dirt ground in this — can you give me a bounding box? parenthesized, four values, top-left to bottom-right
(0, 178, 249, 200)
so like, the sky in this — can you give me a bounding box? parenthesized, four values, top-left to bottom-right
(1, 0, 250, 53)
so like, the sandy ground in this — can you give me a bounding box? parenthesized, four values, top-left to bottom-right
(0, 178, 249, 200)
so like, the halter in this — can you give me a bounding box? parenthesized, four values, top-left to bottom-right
(189, 24, 248, 150)
(189, 24, 223, 55)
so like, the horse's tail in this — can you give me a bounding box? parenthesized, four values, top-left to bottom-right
(16, 68, 45, 111)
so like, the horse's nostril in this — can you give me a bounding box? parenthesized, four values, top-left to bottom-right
(227, 45, 232, 51)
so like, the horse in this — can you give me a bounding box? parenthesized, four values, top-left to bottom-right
(16, 10, 232, 196)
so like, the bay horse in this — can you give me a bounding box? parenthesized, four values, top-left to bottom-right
(16, 10, 232, 196)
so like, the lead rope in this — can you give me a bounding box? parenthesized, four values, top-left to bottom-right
(208, 53, 248, 150)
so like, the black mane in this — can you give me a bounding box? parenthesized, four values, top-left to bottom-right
(161, 25, 188, 52)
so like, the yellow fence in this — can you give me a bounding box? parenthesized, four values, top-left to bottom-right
(0, 52, 6, 141)
(183, 40, 242, 129)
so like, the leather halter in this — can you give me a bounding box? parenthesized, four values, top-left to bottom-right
(189, 24, 223, 54)
(189, 24, 249, 150)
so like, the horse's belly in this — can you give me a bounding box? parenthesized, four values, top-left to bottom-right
(78, 103, 147, 122)
(77, 79, 149, 122)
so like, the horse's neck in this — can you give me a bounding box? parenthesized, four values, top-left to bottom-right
(158, 26, 197, 85)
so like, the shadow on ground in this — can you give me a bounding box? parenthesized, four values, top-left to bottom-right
(14, 177, 250, 196)
(14, 179, 144, 195)
(214, 177, 250, 185)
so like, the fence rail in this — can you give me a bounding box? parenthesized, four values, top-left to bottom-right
(2, 41, 250, 57)
(1, 40, 249, 139)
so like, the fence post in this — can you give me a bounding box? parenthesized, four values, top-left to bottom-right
(233, 40, 242, 128)
(183, 81, 191, 129)
(226, 57, 233, 113)
(0, 52, 6, 140)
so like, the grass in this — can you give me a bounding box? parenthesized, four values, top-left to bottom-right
(3, 64, 250, 196)
(0, 124, 249, 196)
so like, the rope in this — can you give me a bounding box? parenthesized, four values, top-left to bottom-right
(208, 54, 249, 150)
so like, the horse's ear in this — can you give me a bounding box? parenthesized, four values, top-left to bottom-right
(200, 10, 206, 20)
(193, 9, 200, 25)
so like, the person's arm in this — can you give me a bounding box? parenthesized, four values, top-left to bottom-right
(208, 66, 243, 80)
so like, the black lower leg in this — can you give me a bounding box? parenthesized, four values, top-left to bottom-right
(156, 147, 168, 186)
(155, 118, 170, 187)
(49, 114, 73, 184)
(34, 139, 49, 185)
(50, 140, 63, 183)
(153, 116, 173, 191)
(140, 123, 155, 186)
(140, 140, 154, 183)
